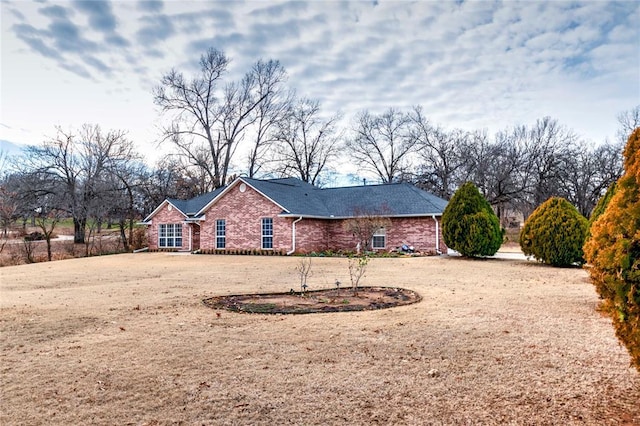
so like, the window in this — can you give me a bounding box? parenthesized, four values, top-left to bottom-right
(216, 219, 226, 249)
(261, 218, 273, 249)
(159, 223, 182, 248)
(372, 228, 386, 249)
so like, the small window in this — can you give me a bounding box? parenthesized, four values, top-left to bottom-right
(159, 223, 183, 248)
(216, 219, 226, 249)
(372, 229, 386, 250)
(261, 218, 273, 249)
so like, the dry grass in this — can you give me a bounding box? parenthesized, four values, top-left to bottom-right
(1, 253, 639, 425)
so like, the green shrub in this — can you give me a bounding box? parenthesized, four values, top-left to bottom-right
(584, 127, 640, 371)
(442, 182, 503, 257)
(589, 182, 617, 227)
(520, 197, 587, 267)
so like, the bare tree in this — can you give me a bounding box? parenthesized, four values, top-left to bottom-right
(154, 48, 288, 188)
(347, 108, 417, 183)
(20, 124, 137, 244)
(153, 48, 229, 188)
(347, 254, 369, 296)
(343, 208, 392, 252)
(520, 117, 578, 216)
(617, 105, 640, 143)
(272, 98, 341, 186)
(0, 177, 18, 255)
(34, 206, 64, 262)
(104, 157, 146, 251)
(559, 140, 622, 217)
(0, 149, 8, 175)
(295, 256, 312, 294)
(246, 60, 292, 178)
(0, 184, 18, 238)
(476, 128, 532, 223)
(410, 107, 470, 199)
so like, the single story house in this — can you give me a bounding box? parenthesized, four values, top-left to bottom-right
(142, 177, 448, 254)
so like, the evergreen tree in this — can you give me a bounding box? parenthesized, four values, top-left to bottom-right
(442, 181, 503, 257)
(520, 197, 588, 267)
(584, 127, 640, 370)
(589, 182, 617, 226)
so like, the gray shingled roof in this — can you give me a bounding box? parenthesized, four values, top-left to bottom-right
(162, 177, 447, 219)
(319, 183, 448, 217)
(242, 177, 331, 217)
(240, 177, 447, 218)
(167, 187, 225, 217)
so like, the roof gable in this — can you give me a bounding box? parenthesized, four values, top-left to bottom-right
(142, 199, 188, 222)
(194, 177, 291, 216)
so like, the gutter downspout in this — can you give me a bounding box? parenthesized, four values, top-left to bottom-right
(432, 215, 441, 254)
(287, 216, 303, 255)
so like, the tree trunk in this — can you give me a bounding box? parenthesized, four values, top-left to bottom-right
(128, 217, 134, 251)
(73, 217, 86, 244)
(119, 220, 129, 251)
(127, 186, 134, 251)
(45, 237, 52, 262)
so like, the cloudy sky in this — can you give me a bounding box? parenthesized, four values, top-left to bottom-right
(1, 0, 639, 165)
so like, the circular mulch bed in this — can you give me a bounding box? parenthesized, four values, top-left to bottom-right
(202, 286, 421, 314)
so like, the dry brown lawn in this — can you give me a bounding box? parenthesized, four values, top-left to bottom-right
(1, 253, 639, 425)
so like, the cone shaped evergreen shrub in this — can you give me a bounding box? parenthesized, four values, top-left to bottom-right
(442, 182, 503, 257)
(520, 197, 587, 267)
(584, 127, 640, 370)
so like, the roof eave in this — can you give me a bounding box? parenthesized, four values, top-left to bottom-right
(278, 212, 443, 219)
(142, 199, 188, 222)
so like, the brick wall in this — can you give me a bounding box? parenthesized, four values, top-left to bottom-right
(293, 219, 330, 252)
(147, 203, 189, 250)
(199, 184, 292, 251)
(386, 217, 447, 253)
(326, 221, 359, 252)
(288, 216, 447, 254)
(325, 217, 446, 254)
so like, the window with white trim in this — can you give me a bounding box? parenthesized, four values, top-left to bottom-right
(216, 219, 226, 249)
(372, 228, 386, 249)
(159, 223, 182, 248)
(261, 217, 273, 249)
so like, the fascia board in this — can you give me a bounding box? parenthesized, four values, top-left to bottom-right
(142, 200, 188, 222)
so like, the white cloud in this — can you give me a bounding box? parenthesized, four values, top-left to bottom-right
(1, 0, 638, 167)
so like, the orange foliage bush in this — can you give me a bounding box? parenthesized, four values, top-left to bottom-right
(584, 127, 640, 370)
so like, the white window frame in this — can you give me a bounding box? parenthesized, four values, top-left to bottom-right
(216, 219, 226, 249)
(372, 228, 386, 250)
(261, 217, 273, 249)
(158, 223, 183, 248)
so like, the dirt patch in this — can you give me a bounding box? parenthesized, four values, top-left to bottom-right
(203, 286, 421, 314)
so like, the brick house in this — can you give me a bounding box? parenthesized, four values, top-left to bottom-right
(142, 177, 448, 254)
